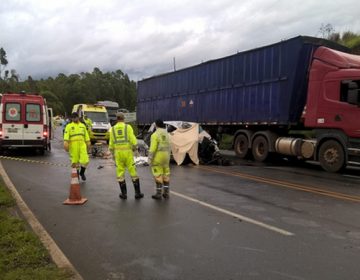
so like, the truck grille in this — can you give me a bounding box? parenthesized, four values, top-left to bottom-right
(92, 129, 108, 133)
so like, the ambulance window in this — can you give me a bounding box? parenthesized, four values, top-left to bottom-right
(5, 103, 21, 121)
(26, 104, 41, 122)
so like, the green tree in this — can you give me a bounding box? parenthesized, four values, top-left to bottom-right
(320, 24, 360, 54)
(0, 65, 137, 115)
(328, 31, 360, 54)
(1, 69, 20, 92)
(319, 23, 334, 39)
(40, 90, 65, 115)
(26, 76, 39, 92)
(341, 31, 360, 54)
(0, 47, 8, 79)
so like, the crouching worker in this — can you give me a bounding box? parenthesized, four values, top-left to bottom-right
(63, 112, 90, 180)
(109, 112, 144, 200)
(148, 119, 171, 199)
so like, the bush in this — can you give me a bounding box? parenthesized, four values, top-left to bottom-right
(219, 134, 234, 150)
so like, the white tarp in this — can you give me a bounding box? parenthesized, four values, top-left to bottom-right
(169, 123, 199, 165)
(147, 121, 216, 165)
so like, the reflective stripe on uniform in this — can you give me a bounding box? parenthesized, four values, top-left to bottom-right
(68, 139, 86, 142)
(114, 146, 131, 151)
(69, 133, 86, 138)
(112, 124, 129, 144)
(117, 176, 125, 182)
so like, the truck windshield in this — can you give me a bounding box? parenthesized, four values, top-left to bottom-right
(107, 108, 118, 117)
(85, 112, 108, 123)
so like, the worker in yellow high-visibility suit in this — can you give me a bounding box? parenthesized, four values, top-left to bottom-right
(83, 115, 93, 137)
(63, 112, 90, 180)
(148, 119, 171, 199)
(109, 112, 144, 200)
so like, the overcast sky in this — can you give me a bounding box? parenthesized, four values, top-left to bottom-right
(1, 0, 359, 82)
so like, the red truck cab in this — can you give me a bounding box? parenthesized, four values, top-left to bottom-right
(0, 92, 51, 154)
(304, 47, 360, 171)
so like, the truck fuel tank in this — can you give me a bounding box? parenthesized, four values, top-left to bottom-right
(275, 137, 316, 159)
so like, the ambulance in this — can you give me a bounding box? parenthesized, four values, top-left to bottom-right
(0, 92, 52, 153)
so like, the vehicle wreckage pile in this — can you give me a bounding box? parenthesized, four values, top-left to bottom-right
(90, 121, 231, 166)
(140, 121, 231, 166)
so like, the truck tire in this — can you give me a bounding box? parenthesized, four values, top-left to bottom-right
(319, 140, 345, 172)
(252, 135, 269, 162)
(234, 134, 249, 159)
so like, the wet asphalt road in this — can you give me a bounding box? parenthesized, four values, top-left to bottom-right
(1, 128, 360, 280)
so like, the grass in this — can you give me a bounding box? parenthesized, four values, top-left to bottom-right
(0, 182, 72, 280)
(219, 134, 234, 150)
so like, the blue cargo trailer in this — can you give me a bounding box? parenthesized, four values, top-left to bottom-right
(137, 36, 348, 125)
(137, 36, 360, 173)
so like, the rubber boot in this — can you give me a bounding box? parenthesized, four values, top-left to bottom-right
(163, 183, 170, 199)
(119, 181, 127, 199)
(133, 179, 144, 199)
(79, 166, 86, 181)
(151, 183, 163, 200)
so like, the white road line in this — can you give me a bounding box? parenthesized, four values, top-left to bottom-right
(0, 162, 83, 280)
(171, 191, 295, 236)
(343, 174, 360, 180)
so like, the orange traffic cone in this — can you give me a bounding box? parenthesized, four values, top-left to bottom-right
(63, 168, 88, 205)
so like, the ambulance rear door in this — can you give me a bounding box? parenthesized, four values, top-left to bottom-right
(23, 102, 44, 143)
(2, 101, 24, 143)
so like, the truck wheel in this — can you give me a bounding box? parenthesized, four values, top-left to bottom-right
(234, 134, 249, 159)
(252, 135, 269, 162)
(319, 140, 345, 172)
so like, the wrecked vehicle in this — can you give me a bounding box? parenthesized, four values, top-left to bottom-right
(141, 121, 229, 165)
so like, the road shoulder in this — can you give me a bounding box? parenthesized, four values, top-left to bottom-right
(0, 161, 83, 280)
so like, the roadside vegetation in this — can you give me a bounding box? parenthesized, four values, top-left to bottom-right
(0, 62, 137, 116)
(219, 134, 233, 150)
(0, 182, 71, 280)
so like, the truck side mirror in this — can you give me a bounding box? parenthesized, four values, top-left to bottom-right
(347, 89, 360, 106)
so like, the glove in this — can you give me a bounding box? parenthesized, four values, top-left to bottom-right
(63, 141, 69, 152)
(147, 156, 152, 165)
(147, 152, 153, 165)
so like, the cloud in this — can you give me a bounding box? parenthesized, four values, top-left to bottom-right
(1, 0, 359, 81)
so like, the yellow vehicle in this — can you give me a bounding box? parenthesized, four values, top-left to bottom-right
(72, 104, 111, 143)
